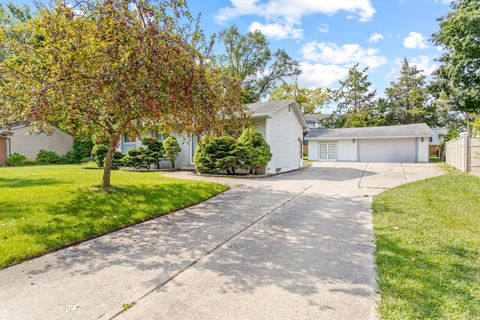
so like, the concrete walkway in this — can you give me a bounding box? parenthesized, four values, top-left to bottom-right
(0, 162, 443, 320)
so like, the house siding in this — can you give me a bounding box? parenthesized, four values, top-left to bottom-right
(10, 125, 73, 160)
(265, 105, 303, 173)
(253, 119, 266, 139)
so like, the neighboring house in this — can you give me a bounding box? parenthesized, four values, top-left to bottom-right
(118, 100, 309, 174)
(303, 113, 329, 156)
(429, 127, 449, 156)
(304, 113, 329, 129)
(0, 123, 74, 165)
(306, 123, 433, 163)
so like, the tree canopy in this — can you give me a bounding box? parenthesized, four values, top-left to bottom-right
(1, 0, 246, 188)
(432, 0, 480, 114)
(219, 25, 301, 103)
(269, 82, 330, 114)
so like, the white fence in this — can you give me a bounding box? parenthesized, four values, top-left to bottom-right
(445, 135, 480, 174)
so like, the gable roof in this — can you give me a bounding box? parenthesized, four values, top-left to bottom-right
(305, 123, 434, 140)
(247, 100, 309, 131)
(304, 113, 330, 122)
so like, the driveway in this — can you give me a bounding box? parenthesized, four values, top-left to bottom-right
(0, 162, 443, 320)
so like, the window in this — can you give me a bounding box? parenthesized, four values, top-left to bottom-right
(429, 137, 433, 143)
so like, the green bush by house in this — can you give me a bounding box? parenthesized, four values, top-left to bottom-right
(5, 153, 27, 166)
(237, 127, 272, 174)
(36, 149, 62, 164)
(194, 128, 271, 175)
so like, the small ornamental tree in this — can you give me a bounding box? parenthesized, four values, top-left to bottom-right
(1, 0, 246, 189)
(237, 128, 272, 174)
(162, 136, 181, 169)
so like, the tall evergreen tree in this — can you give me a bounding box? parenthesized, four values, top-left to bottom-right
(327, 64, 376, 128)
(385, 58, 432, 124)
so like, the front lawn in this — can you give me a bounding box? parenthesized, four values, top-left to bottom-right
(372, 167, 480, 319)
(0, 165, 227, 269)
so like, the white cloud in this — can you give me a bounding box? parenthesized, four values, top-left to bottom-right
(386, 55, 438, 80)
(369, 32, 384, 43)
(215, 0, 376, 24)
(318, 23, 329, 33)
(403, 32, 428, 49)
(301, 41, 388, 69)
(297, 62, 349, 87)
(248, 21, 303, 39)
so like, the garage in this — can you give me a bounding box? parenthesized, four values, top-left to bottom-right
(358, 138, 416, 162)
(305, 123, 433, 163)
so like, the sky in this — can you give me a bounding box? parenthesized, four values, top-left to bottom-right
(11, 0, 453, 101)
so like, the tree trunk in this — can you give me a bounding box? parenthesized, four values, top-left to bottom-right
(171, 158, 175, 169)
(102, 137, 118, 189)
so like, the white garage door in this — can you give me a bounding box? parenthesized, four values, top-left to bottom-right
(358, 138, 416, 163)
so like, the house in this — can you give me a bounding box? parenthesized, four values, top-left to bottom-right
(305, 123, 433, 163)
(0, 123, 74, 165)
(429, 127, 449, 156)
(118, 100, 309, 174)
(303, 113, 329, 156)
(304, 113, 329, 129)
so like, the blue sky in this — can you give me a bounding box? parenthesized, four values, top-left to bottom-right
(187, 0, 452, 95)
(11, 0, 452, 97)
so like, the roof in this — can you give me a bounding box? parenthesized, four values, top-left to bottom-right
(304, 113, 330, 122)
(305, 123, 434, 140)
(0, 122, 29, 132)
(247, 100, 309, 131)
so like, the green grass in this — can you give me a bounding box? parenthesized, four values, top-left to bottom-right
(429, 155, 442, 163)
(372, 167, 480, 319)
(0, 165, 228, 269)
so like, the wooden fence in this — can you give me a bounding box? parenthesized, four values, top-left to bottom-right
(445, 135, 480, 174)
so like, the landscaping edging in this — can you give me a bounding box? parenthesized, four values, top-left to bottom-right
(119, 167, 178, 172)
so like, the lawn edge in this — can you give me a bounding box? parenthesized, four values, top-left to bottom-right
(1, 184, 230, 271)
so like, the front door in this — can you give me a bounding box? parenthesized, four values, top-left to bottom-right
(319, 142, 337, 161)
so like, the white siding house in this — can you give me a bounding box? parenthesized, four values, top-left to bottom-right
(0, 123, 74, 163)
(306, 123, 433, 163)
(117, 100, 309, 174)
(251, 100, 308, 173)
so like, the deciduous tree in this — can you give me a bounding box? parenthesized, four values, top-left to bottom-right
(219, 26, 301, 103)
(269, 82, 330, 114)
(1, 0, 244, 188)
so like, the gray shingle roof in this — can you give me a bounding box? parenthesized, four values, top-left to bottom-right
(247, 99, 296, 117)
(304, 113, 330, 122)
(305, 123, 434, 140)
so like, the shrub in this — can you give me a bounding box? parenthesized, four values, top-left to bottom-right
(111, 151, 124, 169)
(92, 144, 108, 167)
(162, 136, 181, 169)
(237, 127, 272, 174)
(121, 147, 158, 169)
(120, 138, 163, 169)
(62, 137, 94, 163)
(194, 136, 238, 174)
(36, 150, 62, 164)
(5, 153, 27, 166)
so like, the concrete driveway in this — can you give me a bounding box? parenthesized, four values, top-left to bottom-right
(0, 162, 443, 320)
